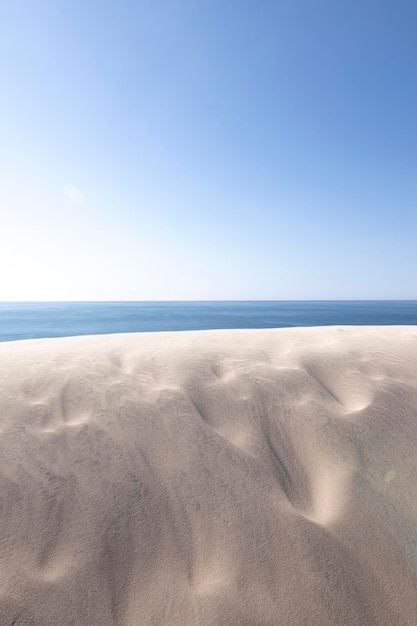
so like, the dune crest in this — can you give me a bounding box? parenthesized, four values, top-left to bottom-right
(0, 326, 417, 625)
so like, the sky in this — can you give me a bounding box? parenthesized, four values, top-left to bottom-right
(1, 0, 416, 300)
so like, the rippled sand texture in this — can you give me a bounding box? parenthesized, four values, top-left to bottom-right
(0, 326, 417, 625)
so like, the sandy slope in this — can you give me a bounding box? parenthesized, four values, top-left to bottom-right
(0, 326, 417, 625)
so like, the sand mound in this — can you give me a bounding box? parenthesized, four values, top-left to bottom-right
(0, 326, 416, 625)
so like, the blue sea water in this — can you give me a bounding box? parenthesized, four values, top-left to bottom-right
(0, 301, 416, 343)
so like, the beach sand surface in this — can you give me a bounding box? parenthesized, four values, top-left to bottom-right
(0, 326, 416, 625)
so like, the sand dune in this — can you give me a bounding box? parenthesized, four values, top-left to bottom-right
(0, 326, 417, 625)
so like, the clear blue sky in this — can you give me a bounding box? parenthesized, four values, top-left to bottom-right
(1, 1, 416, 300)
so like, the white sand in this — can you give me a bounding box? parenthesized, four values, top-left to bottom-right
(0, 326, 417, 625)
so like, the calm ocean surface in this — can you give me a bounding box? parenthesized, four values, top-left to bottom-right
(0, 301, 416, 343)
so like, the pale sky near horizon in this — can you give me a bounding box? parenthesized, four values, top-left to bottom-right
(1, 1, 416, 300)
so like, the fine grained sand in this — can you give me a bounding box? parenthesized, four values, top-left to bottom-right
(0, 326, 417, 625)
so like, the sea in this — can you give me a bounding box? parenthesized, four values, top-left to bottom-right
(0, 301, 416, 343)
